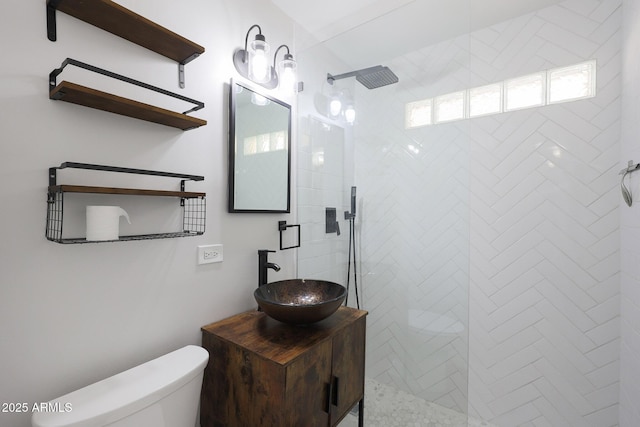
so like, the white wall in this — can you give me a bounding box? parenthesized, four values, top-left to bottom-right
(619, 0, 640, 425)
(0, 1, 296, 426)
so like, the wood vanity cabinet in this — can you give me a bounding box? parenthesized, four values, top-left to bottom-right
(200, 306, 367, 427)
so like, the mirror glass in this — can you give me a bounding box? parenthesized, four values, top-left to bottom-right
(228, 80, 291, 213)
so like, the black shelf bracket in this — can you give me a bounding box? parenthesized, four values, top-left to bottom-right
(46, 0, 59, 42)
(49, 58, 205, 115)
(178, 63, 185, 89)
(46, 0, 203, 88)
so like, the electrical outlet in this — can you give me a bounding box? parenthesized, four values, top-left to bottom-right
(198, 244, 223, 265)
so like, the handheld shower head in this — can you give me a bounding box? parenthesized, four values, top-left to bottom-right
(622, 170, 633, 207)
(345, 186, 356, 220)
(350, 186, 356, 216)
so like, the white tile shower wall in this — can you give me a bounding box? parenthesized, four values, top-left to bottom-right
(354, 0, 622, 425)
(467, 1, 621, 425)
(619, 0, 640, 425)
(297, 116, 351, 283)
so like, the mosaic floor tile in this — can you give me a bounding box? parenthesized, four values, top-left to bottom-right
(338, 378, 496, 427)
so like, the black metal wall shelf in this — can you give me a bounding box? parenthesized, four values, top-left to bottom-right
(49, 58, 206, 130)
(46, 0, 205, 88)
(46, 162, 206, 244)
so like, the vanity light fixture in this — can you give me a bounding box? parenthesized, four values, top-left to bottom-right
(233, 25, 272, 86)
(233, 25, 297, 93)
(274, 44, 297, 95)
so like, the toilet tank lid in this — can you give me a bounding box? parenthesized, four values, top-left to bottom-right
(31, 345, 209, 427)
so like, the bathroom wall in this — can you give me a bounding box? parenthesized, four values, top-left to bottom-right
(353, 0, 622, 425)
(0, 1, 297, 426)
(466, 1, 621, 425)
(619, 0, 640, 425)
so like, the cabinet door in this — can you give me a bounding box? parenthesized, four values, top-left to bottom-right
(285, 338, 332, 427)
(330, 316, 366, 424)
(201, 336, 286, 427)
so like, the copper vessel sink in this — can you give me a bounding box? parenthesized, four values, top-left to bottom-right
(254, 279, 347, 324)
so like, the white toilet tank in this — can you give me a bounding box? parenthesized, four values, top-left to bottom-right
(32, 345, 209, 427)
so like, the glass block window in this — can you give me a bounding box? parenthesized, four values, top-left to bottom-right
(405, 99, 433, 128)
(505, 72, 545, 111)
(404, 60, 596, 128)
(548, 60, 596, 104)
(435, 91, 465, 123)
(469, 83, 502, 117)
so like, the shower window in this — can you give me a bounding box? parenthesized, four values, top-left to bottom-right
(548, 60, 596, 104)
(469, 83, 502, 117)
(504, 72, 545, 111)
(434, 91, 465, 123)
(405, 60, 597, 128)
(405, 99, 433, 128)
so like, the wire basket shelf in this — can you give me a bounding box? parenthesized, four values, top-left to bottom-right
(46, 162, 206, 244)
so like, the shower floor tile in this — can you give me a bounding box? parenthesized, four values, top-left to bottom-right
(338, 378, 496, 427)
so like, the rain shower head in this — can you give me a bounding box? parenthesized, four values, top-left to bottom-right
(327, 65, 399, 89)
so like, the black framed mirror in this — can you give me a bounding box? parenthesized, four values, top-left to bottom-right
(228, 79, 291, 213)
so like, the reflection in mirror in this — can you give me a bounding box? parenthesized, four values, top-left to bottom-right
(228, 79, 291, 212)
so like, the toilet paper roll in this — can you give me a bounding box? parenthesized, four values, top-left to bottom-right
(86, 206, 131, 241)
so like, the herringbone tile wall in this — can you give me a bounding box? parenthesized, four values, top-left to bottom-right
(297, 116, 351, 284)
(619, 0, 640, 425)
(352, 0, 622, 425)
(297, 0, 622, 425)
(467, 1, 621, 425)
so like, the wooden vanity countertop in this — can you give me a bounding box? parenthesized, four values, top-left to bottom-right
(201, 306, 367, 366)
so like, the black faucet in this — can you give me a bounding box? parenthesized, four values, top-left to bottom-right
(258, 249, 281, 287)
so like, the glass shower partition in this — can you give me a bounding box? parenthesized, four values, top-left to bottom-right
(295, 6, 471, 424)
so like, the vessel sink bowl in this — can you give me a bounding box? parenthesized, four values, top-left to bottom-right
(254, 279, 347, 324)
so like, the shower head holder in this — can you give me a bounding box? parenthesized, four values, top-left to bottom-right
(619, 160, 640, 207)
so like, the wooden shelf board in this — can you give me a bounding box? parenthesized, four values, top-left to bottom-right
(50, 81, 206, 131)
(49, 185, 206, 198)
(50, 0, 205, 63)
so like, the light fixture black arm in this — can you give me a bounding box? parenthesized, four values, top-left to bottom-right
(273, 44, 290, 69)
(233, 24, 279, 89)
(242, 24, 263, 63)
